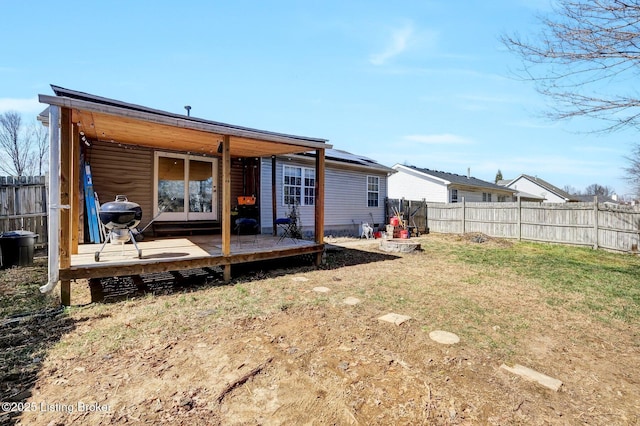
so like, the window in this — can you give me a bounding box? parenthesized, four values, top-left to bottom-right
(155, 152, 217, 221)
(367, 176, 379, 207)
(498, 195, 506, 202)
(482, 192, 492, 202)
(451, 189, 458, 203)
(283, 165, 315, 206)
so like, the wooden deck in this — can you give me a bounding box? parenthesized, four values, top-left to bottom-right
(62, 234, 322, 281)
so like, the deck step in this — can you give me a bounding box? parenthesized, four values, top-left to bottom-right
(152, 220, 221, 236)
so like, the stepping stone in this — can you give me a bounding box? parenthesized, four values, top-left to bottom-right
(500, 364, 563, 391)
(343, 297, 361, 305)
(429, 330, 460, 345)
(292, 276, 309, 282)
(313, 286, 331, 293)
(378, 313, 411, 325)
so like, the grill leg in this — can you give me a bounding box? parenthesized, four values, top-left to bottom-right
(94, 231, 112, 262)
(129, 229, 142, 258)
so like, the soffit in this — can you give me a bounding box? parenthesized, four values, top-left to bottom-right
(40, 94, 331, 158)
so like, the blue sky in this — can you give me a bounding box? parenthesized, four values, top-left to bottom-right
(1, 0, 636, 196)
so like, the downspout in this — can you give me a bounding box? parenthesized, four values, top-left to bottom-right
(40, 106, 62, 294)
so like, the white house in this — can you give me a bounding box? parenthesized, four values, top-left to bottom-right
(501, 174, 579, 203)
(260, 150, 395, 236)
(388, 164, 515, 203)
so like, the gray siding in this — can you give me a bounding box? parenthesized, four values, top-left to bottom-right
(260, 156, 389, 236)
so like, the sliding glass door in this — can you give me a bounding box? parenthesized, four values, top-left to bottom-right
(155, 153, 217, 221)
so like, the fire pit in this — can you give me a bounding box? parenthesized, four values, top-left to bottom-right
(95, 195, 143, 262)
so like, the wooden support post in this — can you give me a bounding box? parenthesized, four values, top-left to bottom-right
(60, 108, 72, 305)
(314, 148, 325, 265)
(60, 280, 71, 307)
(221, 135, 231, 259)
(271, 155, 277, 236)
(223, 263, 231, 282)
(71, 124, 80, 254)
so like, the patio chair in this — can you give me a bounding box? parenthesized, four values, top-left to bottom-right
(234, 218, 258, 245)
(275, 217, 297, 243)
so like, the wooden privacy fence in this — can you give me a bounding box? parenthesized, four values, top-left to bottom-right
(386, 198, 640, 253)
(0, 176, 48, 246)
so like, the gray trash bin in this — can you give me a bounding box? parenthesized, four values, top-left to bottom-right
(0, 230, 38, 268)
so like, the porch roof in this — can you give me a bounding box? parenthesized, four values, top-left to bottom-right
(39, 85, 331, 157)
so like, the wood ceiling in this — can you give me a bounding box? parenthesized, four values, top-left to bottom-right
(39, 91, 331, 158)
(72, 109, 321, 158)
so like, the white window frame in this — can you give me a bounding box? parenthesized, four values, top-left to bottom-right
(451, 189, 458, 203)
(367, 176, 380, 207)
(283, 165, 315, 206)
(153, 152, 218, 221)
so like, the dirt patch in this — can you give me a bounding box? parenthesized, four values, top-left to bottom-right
(5, 234, 640, 425)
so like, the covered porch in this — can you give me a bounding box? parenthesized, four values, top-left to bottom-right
(39, 85, 331, 305)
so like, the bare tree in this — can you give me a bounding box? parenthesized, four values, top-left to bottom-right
(0, 112, 48, 177)
(0, 111, 33, 176)
(584, 183, 615, 197)
(624, 143, 640, 195)
(30, 121, 49, 176)
(502, 0, 640, 131)
(563, 184, 579, 195)
(502, 1, 640, 196)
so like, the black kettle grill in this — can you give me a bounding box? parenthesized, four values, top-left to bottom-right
(95, 195, 143, 262)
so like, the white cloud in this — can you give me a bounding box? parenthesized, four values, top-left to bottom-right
(369, 24, 414, 66)
(0, 97, 42, 114)
(404, 133, 474, 145)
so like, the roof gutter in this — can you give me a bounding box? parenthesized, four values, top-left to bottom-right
(40, 106, 62, 295)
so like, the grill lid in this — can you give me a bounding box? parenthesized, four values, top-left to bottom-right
(99, 195, 142, 230)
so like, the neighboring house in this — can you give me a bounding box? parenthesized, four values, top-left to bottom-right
(572, 194, 620, 205)
(260, 149, 395, 236)
(496, 180, 546, 202)
(502, 174, 579, 203)
(388, 164, 515, 203)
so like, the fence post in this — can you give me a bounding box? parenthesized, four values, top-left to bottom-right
(423, 198, 428, 234)
(461, 197, 466, 234)
(593, 195, 599, 250)
(517, 196, 522, 241)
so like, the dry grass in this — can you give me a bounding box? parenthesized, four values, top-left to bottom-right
(3, 234, 640, 425)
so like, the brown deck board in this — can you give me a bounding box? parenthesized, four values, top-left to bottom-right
(63, 234, 321, 281)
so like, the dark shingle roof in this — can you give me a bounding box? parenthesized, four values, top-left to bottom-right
(300, 149, 394, 173)
(48, 85, 328, 144)
(572, 194, 618, 203)
(516, 174, 579, 201)
(403, 165, 514, 192)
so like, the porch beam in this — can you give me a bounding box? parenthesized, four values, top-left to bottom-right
(71, 123, 80, 253)
(59, 107, 73, 305)
(314, 148, 325, 265)
(221, 135, 232, 281)
(271, 155, 277, 236)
